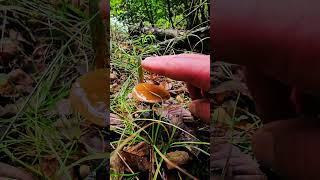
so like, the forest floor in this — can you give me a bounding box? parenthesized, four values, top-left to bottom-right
(109, 20, 210, 179)
(211, 62, 268, 179)
(0, 1, 107, 179)
(0, 1, 266, 179)
(108, 27, 267, 179)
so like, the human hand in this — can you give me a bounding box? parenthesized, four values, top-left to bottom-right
(142, 53, 210, 123)
(212, 0, 320, 179)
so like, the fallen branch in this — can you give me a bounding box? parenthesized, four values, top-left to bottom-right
(156, 26, 209, 46)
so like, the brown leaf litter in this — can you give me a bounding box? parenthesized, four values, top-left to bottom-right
(0, 69, 34, 97)
(165, 151, 190, 170)
(110, 141, 151, 176)
(154, 104, 200, 157)
(0, 162, 34, 180)
(211, 143, 267, 180)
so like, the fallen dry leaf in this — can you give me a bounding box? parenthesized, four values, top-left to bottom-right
(0, 162, 34, 180)
(54, 99, 72, 117)
(53, 116, 82, 140)
(40, 156, 59, 178)
(121, 142, 150, 172)
(79, 165, 91, 178)
(120, 151, 150, 172)
(110, 71, 118, 81)
(211, 143, 267, 179)
(212, 80, 248, 95)
(40, 156, 76, 180)
(0, 103, 18, 117)
(171, 85, 188, 95)
(110, 113, 124, 128)
(159, 81, 173, 91)
(154, 104, 194, 123)
(0, 69, 34, 97)
(110, 153, 125, 178)
(165, 151, 190, 170)
(110, 142, 150, 176)
(215, 91, 232, 105)
(80, 129, 107, 153)
(213, 107, 232, 125)
(154, 105, 200, 156)
(175, 94, 185, 103)
(0, 38, 20, 55)
(124, 141, 149, 157)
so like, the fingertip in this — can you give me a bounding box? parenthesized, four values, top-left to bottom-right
(142, 54, 210, 90)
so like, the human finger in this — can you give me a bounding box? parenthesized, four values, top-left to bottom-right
(188, 98, 210, 123)
(142, 54, 210, 91)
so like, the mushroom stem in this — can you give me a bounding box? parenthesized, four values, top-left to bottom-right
(89, 0, 109, 69)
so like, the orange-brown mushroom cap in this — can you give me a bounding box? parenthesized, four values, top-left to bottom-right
(132, 83, 170, 103)
(70, 68, 109, 127)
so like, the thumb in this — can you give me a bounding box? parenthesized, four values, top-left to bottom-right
(189, 99, 210, 124)
(252, 118, 320, 179)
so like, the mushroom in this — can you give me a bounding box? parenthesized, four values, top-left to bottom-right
(69, 68, 109, 127)
(132, 83, 170, 103)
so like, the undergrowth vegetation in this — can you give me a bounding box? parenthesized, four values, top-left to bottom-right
(109, 1, 210, 179)
(0, 0, 107, 179)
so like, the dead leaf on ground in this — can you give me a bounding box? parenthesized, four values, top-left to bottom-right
(53, 116, 82, 140)
(123, 141, 149, 157)
(211, 143, 267, 179)
(120, 151, 150, 172)
(110, 71, 118, 81)
(40, 156, 76, 180)
(110, 113, 124, 128)
(165, 151, 190, 170)
(170, 85, 188, 95)
(122, 142, 150, 172)
(0, 103, 18, 117)
(111, 142, 150, 176)
(0, 69, 34, 97)
(55, 99, 72, 116)
(111, 82, 121, 93)
(79, 165, 91, 178)
(212, 80, 248, 95)
(0, 38, 20, 55)
(159, 81, 173, 91)
(215, 91, 232, 105)
(110, 153, 125, 178)
(40, 156, 59, 178)
(80, 129, 107, 153)
(154, 104, 194, 123)
(175, 94, 185, 103)
(212, 107, 232, 125)
(0, 162, 34, 180)
(154, 105, 200, 156)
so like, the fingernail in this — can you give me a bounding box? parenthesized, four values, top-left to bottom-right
(142, 58, 153, 67)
